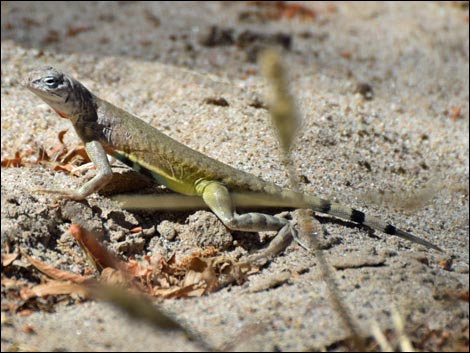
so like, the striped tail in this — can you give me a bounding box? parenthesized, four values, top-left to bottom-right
(301, 193, 442, 252)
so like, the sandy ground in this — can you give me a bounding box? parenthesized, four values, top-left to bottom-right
(1, 1, 469, 351)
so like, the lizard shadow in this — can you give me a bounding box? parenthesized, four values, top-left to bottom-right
(314, 214, 382, 241)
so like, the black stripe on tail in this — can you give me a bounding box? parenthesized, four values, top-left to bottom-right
(384, 224, 396, 235)
(350, 209, 366, 224)
(318, 199, 331, 214)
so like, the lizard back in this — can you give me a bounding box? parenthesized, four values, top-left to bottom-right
(93, 97, 283, 196)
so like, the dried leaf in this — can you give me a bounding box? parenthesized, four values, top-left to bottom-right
(66, 25, 94, 37)
(19, 286, 36, 301)
(1, 277, 22, 287)
(126, 259, 152, 277)
(22, 251, 89, 284)
(153, 284, 205, 299)
(100, 267, 131, 287)
(36, 146, 50, 162)
(2, 130, 88, 172)
(21, 325, 36, 334)
(53, 164, 76, 173)
(2, 251, 19, 266)
(60, 146, 89, 165)
(1, 152, 24, 167)
(278, 2, 316, 20)
(57, 130, 68, 145)
(69, 224, 127, 272)
(450, 106, 462, 120)
(186, 256, 209, 272)
(23, 281, 88, 300)
(18, 309, 34, 317)
(182, 270, 204, 287)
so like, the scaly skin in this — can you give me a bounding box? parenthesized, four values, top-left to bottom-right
(24, 66, 442, 255)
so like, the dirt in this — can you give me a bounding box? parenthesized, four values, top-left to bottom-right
(1, 2, 469, 351)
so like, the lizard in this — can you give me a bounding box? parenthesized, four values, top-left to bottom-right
(24, 66, 442, 259)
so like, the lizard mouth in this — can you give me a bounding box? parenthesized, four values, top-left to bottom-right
(53, 109, 69, 119)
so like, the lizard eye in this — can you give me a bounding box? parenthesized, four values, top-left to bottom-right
(43, 76, 59, 88)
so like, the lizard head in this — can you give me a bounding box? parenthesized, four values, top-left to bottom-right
(25, 66, 93, 122)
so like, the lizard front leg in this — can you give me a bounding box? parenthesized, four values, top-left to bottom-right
(35, 140, 113, 200)
(200, 181, 295, 259)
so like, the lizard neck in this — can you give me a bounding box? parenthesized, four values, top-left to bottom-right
(68, 82, 98, 125)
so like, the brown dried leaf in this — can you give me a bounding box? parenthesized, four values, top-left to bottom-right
(19, 286, 36, 301)
(126, 259, 152, 277)
(18, 309, 34, 317)
(2, 251, 19, 266)
(57, 130, 67, 145)
(22, 251, 89, 284)
(100, 267, 131, 288)
(241, 1, 315, 22)
(36, 146, 51, 162)
(60, 146, 89, 165)
(198, 261, 219, 292)
(66, 24, 94, 37)
(1, 276, 22, 287)
(53, 164, 76, 173)
(186, 256, 209, 272)
(21, 325, 36, 334)
(178, 247, 219, 269)
(69, 224, 127, 272)
(183, 270, 204, 287)
(450, 106, 462, 120)
(278, 2, 316, 21)
(153, 284, 205, 299)
(130, 227, 143, 233)
(24, 281, 88, 300)
(1, 152, 24, 167)
(1, 130, 85, 169)
(183, 257, 234, 293)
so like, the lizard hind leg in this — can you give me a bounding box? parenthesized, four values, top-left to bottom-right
(200, 181, 294, 259)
